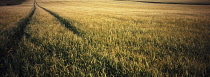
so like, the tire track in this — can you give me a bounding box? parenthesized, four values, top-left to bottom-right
(0, 0, 36, 75)
(0, 0, 36, 56)
(36, 2, 83, 37)
(5, 0, 36, 50)
(15, 1, 36, 41)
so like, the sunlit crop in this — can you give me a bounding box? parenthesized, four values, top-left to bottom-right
(0, 0, 210, 76)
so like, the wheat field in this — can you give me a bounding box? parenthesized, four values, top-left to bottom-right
(0, 0, 210, 76)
